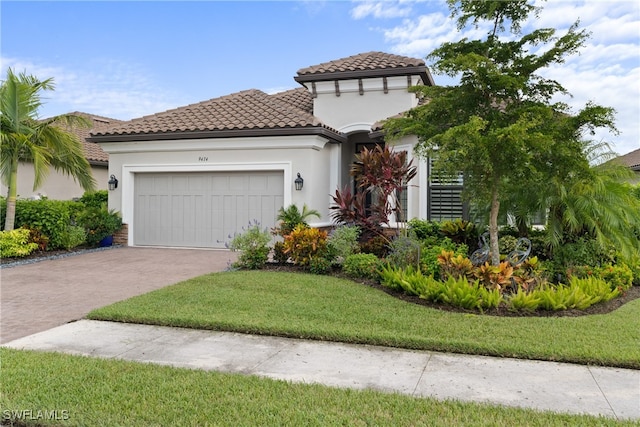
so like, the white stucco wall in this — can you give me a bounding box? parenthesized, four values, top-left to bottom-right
(99, 134, 337, 243)
(311, 76, 421, 132)
(0, 162, 108, 200)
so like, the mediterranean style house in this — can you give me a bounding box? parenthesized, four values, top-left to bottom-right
(0, 112, 120, 200)
(89, 52, 465, 249)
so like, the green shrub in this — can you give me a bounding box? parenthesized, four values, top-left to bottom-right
(77, 208, 122, 247)
(78, 190, 108, 209)
(5, 199, 84, 250)
(59, 225, 87, 250)
(552, 237, 615, 271)
(386, 234, 422, 269)
(420, 237, 468, 280)
(227, 222, 272, 270)
(272, 241, 288, 264)
(595, 263, 634, 291)
(283, 225, 328, 267)
(308, 256, 332, 275)
(359, 235, 389, 258)
(498, 235, 518, 255)
(327, 225, 360, 264)
(0, 229, 39, 258)
(407, 218, 440, 240)
(342, 253, 382, 280)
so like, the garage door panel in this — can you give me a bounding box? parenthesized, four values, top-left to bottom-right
(134, 172, 283, 248)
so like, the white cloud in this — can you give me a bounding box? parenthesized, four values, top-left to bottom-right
(351, 0, 414, 20)
(1, 56, 185, 121)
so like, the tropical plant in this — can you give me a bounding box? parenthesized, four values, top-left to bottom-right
(226, 222, 272, 270)
(330, 145, 416, 241)
(282, 225, 328, 267)
(274, 204, 321, 236)
(544, 154, 640, 264)
(384, 1, 618, 265)
(595, 263, 634, 292)
(407, 218, 441, 241)
(0, 228, 39, 258)
(439, 219, 477, 247)
(437, 249, 474, 281)
(1, 68, 96, 230)
(438, 277, 503, 311)
(472, 262, 514, 291)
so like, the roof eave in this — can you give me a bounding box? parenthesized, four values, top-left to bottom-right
(294, 66, 434, 86)
(88, 126, 347, 144)
(88, 160, 109, 167)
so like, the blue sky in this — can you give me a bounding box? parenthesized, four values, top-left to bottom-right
(2, 0, 639, 155)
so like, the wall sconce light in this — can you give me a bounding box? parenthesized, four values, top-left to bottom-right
(108, 174, 118, 191)
(294, 173, 304, 191)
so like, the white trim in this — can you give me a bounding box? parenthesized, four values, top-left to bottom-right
(329, 143, 341, 209)
(339, 123, 373, 134)
(99, 135, 329, 154)
(419, 156, 428, 219)
(120, 162, 291, 246)
(388, 143, 414, 227)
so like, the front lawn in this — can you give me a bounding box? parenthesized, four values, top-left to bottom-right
(88, 271, 640, 368)
(1, 348, 635, 427)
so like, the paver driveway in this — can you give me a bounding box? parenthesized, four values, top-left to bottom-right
(0, 247, 236, 343)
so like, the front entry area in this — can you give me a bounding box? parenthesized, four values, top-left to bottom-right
(133, 171, 284, 248)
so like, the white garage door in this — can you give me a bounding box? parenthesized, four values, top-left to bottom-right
(134, 171, 284, 248)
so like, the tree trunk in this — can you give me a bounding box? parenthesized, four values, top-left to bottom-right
(4, 158, 19, 231)
(489, 183, 500, 266)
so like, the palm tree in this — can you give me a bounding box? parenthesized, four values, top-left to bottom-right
(503, 140, 640, 262)
(275, 204, 321, 236)
(1, 68, 96, 230)
(544, 155, 640, 263)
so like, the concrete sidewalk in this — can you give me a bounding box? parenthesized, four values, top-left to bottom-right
(4, 319, 639, 420)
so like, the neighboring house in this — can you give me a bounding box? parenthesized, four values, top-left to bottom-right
(90, 52, 462, 249)
(0, 112, 121, 200)
(615, 148, 640, 184)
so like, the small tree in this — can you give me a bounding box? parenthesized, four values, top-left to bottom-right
(330, 145, 416, 241)
(1, 68, 96, 230)
(384, 0, 617, 265)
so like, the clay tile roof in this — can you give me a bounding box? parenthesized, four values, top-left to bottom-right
(295, 51, 433, 85)
(90, 89, 343, 142)
(60, 112, 122, 164)
(617, 148, 640, 170)
(270, 87, 313, 115)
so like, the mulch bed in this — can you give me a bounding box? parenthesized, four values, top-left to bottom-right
(262, 263, 640, 318)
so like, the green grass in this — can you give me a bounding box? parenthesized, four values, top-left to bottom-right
(1, 348, 635, 427)
(87, 271, 640, 368)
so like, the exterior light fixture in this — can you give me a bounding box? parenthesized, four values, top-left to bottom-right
(108, 174, 118, 191)
(294, 173, 304, 191)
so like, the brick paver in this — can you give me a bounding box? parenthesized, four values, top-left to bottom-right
(0, 247, 236, 343)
